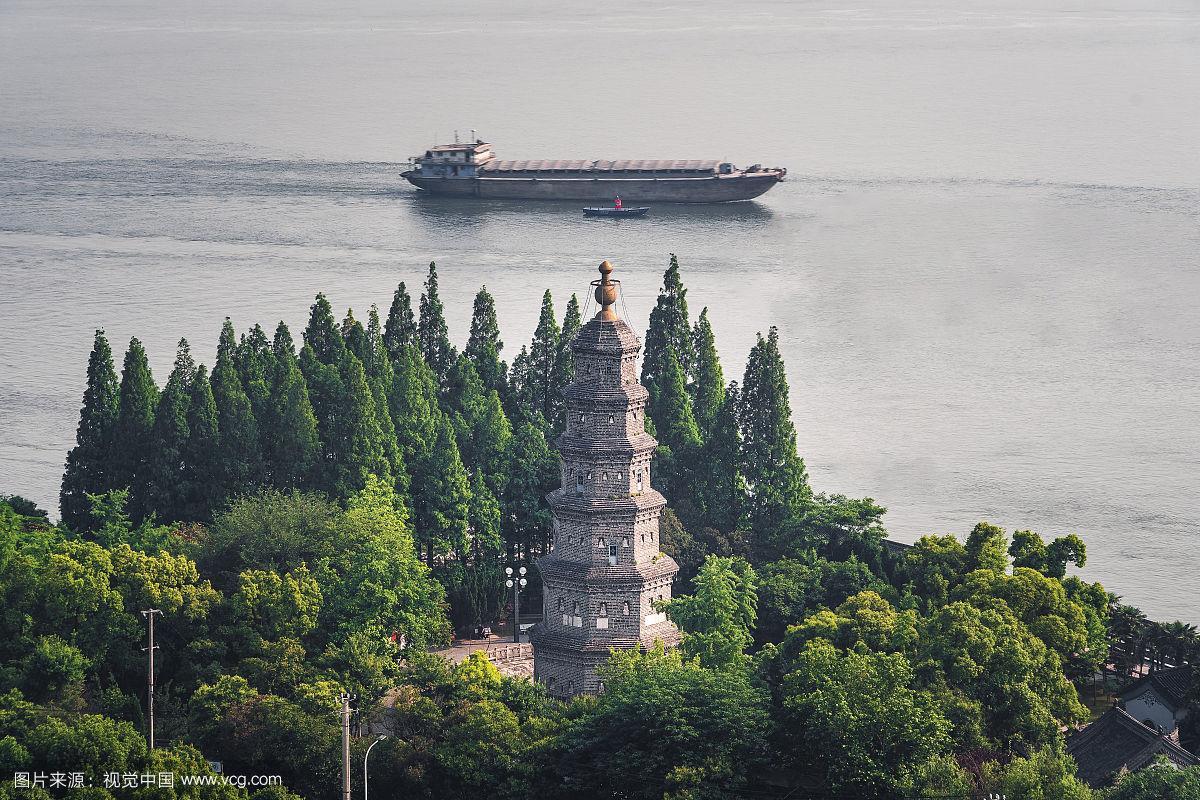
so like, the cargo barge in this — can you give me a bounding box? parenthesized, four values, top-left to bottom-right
(401, 140, 786, 203)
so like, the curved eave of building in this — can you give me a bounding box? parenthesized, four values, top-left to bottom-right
(547, 488, 667, 515)
(557, 433, 658, 457)
(537, 552, 679, 584)
(562, 382, 649, 404)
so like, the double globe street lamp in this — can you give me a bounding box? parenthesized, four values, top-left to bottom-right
(505, 566, 527, 643)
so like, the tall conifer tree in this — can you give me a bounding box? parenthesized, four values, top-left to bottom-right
(642, 254, 694, 438)
(328, 352, 392, 499)
(383, 281, 417, 362)
(236, 324, 274, 462)
(550, 293, 582, 434)
(527, 290, 561, 428)
(418, 262, 456, 384)
(389, 345, 471, 562)
(653, 345, 703, 503)
(446, 355, 512, 497)
(304, 293, 347, 365)
(145, 339, 196, 522)
(362, 306, 407, 497)
(263, 323, 320, 491)
(60, 330, 120, 530)
(690, 307, 726, 439)
(181, 365, 221, 521)
(212, 318, 263, 501)
(505, 345, 533, 421)
(301, 296, 349, 495)
(739, 328, 809, 544)
(110, 337, 159, 522)
(502, 411, 558, 559)
(694, 383, 747, 537)
(465, 286, 506, 394)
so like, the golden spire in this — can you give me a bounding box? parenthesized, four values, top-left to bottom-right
(594, 260, 619, 320)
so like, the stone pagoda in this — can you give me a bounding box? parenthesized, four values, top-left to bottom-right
(530, 260, 680, 698)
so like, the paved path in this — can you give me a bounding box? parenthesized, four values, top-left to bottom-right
(431, 636, 534, 678)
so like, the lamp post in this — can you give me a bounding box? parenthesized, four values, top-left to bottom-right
(363, 735, 387, 800)
(505, 565, 527, 643)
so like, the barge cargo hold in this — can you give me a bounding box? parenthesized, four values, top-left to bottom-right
(401, 141, 786, 203)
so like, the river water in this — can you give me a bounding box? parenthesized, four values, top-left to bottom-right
(1, 0, 1197, 622)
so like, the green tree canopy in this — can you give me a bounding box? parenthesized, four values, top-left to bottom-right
(60, 329, 121, 531)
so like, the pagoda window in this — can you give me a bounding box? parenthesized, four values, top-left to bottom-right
(608, 544, 618, 566)
(573, 601, 579, 615)
(602, 471, 609, 481)
(622, 601, 630, 615)
(599, 603, 607, 617)
(622, 536, 630, 548)
(636, 471, 644, 492)
(608, 413, 615, 424)
(598, 537, 606, 548)
(576, 474, 584, 495)
(557, 597, 564, 612)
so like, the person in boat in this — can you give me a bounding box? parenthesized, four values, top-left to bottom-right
(614, 195, 622, 210)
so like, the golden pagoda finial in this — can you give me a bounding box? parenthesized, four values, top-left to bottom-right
(594, 260, 619, 320)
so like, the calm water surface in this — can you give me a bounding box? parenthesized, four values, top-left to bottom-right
(1, 0, 1197, 621)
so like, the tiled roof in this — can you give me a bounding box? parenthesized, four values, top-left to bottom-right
(1066, 706, 1199, 788)
(1121, 666, 1193, 710)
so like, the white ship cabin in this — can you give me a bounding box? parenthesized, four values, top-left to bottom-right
(412, 141, 496, 177)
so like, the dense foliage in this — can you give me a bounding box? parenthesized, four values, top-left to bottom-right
(3, 257, 1195, 799)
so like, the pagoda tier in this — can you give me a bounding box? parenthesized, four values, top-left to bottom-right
(530, 260, 680, 698)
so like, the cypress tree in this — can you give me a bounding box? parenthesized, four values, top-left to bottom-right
(328, 352, 392, 499)
(694, 384, 747, 537)
(364, 306, 386, 380)
(383, 281, 417, 362)
(342, 309, 375, 375)
(739, 328, 809, 544)
(465, 286, 506, 394)
(181, 365, 221, 521)
(527, 290, 561, 427)
(60, 330, 120, 530)
(418, 262, 456, 384)
(272, 320, 297, 362)
(653, 345, 702, 504)
(446, 355, 512, 497)
(690, 307, 726, 439)
(262, 323, 320, 491)
(454, 470, 504, 629)
(298, 342, 341, 496)
(550, 293, 582, 434)
(389, 345, 470, 562)
(502, 411, 558, 559)
(642, 254, 694, 438)
(236, 324, 274, 460)
(110, 337, 159, 522)
(145, 339, 196, 522)
(212, 318, 263, 500)
(505, 345, 533, 421)
(364, 306, 408, 498)
(304, 293, 346, 366)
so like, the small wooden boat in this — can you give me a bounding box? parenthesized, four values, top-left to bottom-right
(583, 206, 649, 217)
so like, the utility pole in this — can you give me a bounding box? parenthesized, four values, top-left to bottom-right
(505, 565, 527, 643)
(140, 609, 161, 750)
(338, 692, 355, 800)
